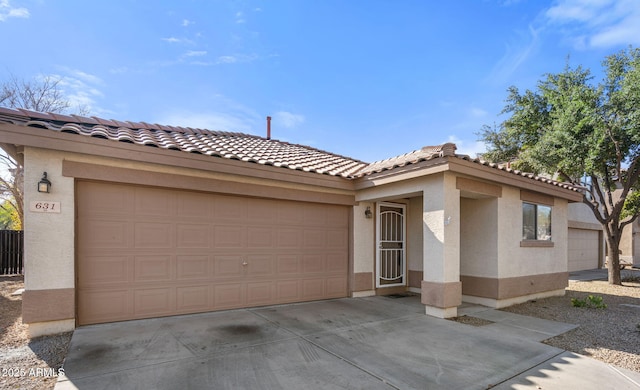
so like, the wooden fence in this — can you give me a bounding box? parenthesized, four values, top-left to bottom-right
(0, 230, 23, 275)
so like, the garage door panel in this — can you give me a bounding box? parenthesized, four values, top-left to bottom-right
(134, 223, 173, 248)
(568, 228, 599, 272)
(277, 203, 304, 224)
(77, 181, 349, 325)
(277, 229, 303, 247)
(213, 226, 245, 248)
(304, 205, 330, 226)
(80, 220, 131, 249)
(326, 277, 348, 297)
(79, 289, 132, 325)
(134, 256, 173, 282)
(247, 227, 275, 248)
(176, 285, 210, 312)
(176, 255, 211, 280)
(247, 282, 275, 305)
(303, 229, 327, 247)
(302, 254, 325, 273)
(176, 192, 212, 218)
(247, 199, 277, 222)
(177, 224, 210, 248)
(134, 188, 174, 216)
(302, 279, 324, 299)
(246, 255, 274, 276)
(214, 196, 246, 221)
(78, 182, 134, 216)
(327, 229, 348, 249)
(327, 253, 348, 273)
(215, 255, 244, 277)
(213, 284, 245, 308)
(134, 288, 174, 317)
(79, 255, 130, 287)
(276, 255, 300, 274)
(276, 280, 301, 302)
(326, 207, 349, 227)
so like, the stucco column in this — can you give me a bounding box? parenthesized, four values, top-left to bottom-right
(22, 148, 76, 336)
(421, 173, 461, 318)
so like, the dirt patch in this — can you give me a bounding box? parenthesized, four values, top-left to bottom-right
(0, 275, 72, 390)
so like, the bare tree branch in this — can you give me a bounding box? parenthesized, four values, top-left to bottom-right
(1, 72, 90, 229)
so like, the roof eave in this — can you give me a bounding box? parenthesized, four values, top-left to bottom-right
(0, 121, 356, 192)
(353, 155, 583, 202)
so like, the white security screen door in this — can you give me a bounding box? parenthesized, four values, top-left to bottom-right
(376, 202, 406, 287)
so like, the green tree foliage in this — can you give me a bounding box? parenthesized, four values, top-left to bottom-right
(0, 199, 20, 230)
(480, 47, 640, 285)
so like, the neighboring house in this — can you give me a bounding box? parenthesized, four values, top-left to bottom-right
(620, 219, 640, 268)
(0, 107, 583, 337)
(567, 202, 605, 272)
(567, 189, 640, 271)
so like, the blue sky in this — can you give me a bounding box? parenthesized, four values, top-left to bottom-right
(2, 0, 640, 163)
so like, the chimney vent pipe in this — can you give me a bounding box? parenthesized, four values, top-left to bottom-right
(266, 116, 272, 140)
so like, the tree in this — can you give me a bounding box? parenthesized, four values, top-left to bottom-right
(480, 47, 640, 285)
(0, 153, 22, 230)
(0, 199, 20, 230)
(0, 74, 89, 229)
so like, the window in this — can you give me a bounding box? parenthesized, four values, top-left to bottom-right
(522, 202, 551, 241)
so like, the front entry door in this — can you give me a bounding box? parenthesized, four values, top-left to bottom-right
(376, 202, 406, 287)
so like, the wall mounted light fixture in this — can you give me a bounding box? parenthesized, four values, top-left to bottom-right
(365, 206, 373, 219)
(37, 172, 51, 193)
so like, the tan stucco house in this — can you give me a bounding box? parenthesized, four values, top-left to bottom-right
(0, 107, 583, 336)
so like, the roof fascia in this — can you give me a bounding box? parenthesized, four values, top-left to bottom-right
(353, 155, 583, 202)
(446, 157, 583, 202)
(353, 159, 450, 190)
(0, 122, 355, 191)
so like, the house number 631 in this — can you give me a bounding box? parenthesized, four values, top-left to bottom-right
(29, 201, 61, 213)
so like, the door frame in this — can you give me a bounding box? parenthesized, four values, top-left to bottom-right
(375, 202, 407, 288)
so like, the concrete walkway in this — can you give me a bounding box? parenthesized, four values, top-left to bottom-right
(56, 296, 640, 389)
(569, 267, 640, 282)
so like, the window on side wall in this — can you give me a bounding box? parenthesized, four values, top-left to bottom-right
(522, 202, 551, 241)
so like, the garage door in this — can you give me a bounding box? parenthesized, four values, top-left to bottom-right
(77, 181, 349, 325)
(568, 228, 600, 272)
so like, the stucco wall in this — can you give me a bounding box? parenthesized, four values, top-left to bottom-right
(460, 197, 498, 278)
(568, 202, 599, 225)
(23, 147, 76, 291)
(407, 196, 423, 273)
(421, 173, 460, 283)
(620, 223, 633, 261)
(497, 187, 569, 278)
(352, 202, 375, 274)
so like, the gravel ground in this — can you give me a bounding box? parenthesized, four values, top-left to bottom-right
(500, 269, 640, 373)
(0, 275, 71, 390)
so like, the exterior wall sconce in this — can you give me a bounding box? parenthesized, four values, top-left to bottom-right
(37, 172, 52, 193)
(364, 206, 373, 219)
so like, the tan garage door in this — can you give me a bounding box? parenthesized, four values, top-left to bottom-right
(568, 228, 600, 272)
(77, 181, 349, 325)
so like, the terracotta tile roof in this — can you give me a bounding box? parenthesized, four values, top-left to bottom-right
(354, 143, 457, 177)
(455, 155, 581, 192)
(352, 142, 579, 192)
(0, 107, 368, 178)
(0, 107, 581, 192)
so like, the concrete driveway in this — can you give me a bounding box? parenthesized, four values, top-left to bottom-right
(56, 296, 640, 389)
